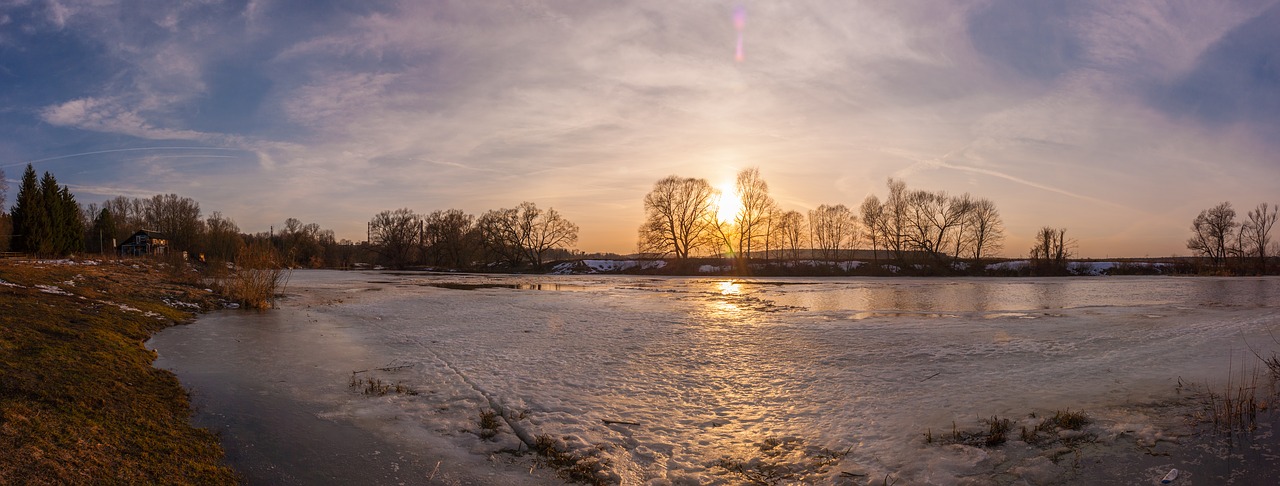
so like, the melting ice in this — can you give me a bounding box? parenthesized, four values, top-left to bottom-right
(150, 272, 1280, 485)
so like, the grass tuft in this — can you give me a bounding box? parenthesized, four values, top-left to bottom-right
(477, 409, 502, 441)
(532, 434, 612, 486)
(709, 437, 853, 485)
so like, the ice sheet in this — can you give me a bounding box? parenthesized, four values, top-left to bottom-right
(152, 272, 1280, 485)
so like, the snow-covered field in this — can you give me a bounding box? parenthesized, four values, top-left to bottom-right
(151, 272, 1280, 485)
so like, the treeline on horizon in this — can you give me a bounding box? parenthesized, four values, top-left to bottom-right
(0, 164, 1275, 276)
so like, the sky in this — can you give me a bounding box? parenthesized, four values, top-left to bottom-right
(1, 0, 1277, 258)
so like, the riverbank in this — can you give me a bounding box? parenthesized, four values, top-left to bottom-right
(0, 259, 236, 484)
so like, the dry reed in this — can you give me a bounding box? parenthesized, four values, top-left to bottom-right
(218, 241, 289, 309)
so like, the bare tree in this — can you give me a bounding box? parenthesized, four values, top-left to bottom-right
(948, 193, 976, 260)
(860, 195, 883, 263)
(638, 176, 718, 259)
(369, 208, 422, 269)
(965, 198, 1004, 261)
(902, 190, 969, 261)
(1030, 226, 1073, 274)
(776, 210, 806, 262)
(423, 209, 475, 268)
(1186, 202, 1238, 267)
(145, 194, 204, 253)
(204, 212, 243, 264)
(730, 167, 777, 259)
(883, 178, 909, 261)
(477, 207, 524, 267)
(518, 202, 579, 267)
(808, 204, 857, 262)
(1243, 203, 1277, 273)
(477, 203, 578, 267)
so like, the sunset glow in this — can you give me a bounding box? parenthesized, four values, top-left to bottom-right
(713, 183, 742, 223)
(0, 2, 1275, 258)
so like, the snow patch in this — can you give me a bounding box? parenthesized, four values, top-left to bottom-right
(986, 260, 1029, 271)
(163, 298, 201, 310)
(35, 284, 72, 295)
(553, 260, 668, 274)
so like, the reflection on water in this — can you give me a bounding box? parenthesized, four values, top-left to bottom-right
(755, 277, 1280, 315)
(418, 282, 582, 291)
(716, 280, 741, 295)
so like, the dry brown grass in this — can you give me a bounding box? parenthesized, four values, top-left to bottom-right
(0, 259, 236, 485)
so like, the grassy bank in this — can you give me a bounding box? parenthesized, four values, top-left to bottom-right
(0, 259, 237, 484)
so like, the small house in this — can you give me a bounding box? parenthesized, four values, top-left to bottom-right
(118, 230, 168, 256)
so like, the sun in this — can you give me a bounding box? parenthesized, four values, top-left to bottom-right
(713, 182, 742, 222)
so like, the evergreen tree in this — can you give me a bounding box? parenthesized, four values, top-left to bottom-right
(38, 171, 61, 255)
(89, 208, 117, 254)
(9, 165, 41, 253)
(57, 185, 84, 255)
(8, 166, 85, 256)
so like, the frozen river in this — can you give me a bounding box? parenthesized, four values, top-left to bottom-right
(150, 271, 1280, 485)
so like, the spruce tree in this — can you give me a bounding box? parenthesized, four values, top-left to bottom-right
(57, 185, 84, 255)
(9, 165, 41, 253)
(89, 208, 117, 254)
(37, 171, 61, 255)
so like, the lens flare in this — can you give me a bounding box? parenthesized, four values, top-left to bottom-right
(733, 6, 746, 62)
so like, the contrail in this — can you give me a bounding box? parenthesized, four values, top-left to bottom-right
(1, 146, 242, 169)
(888, 145, 1126, 209)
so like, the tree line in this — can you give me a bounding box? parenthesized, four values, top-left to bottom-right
(4, 164, 356, 268)
(1186, 201, 1277, 274)
(5, 162, 1274, 275)
(638, 168, 1008, 271)
(366, 201, 579, 269)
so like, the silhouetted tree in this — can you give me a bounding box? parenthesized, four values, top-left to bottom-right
(1030, 226, 1073, 274)
(9, 165, 41, 253)
(966, 198, 1005, 261)
(518, 202, 579, 266)
(638, 176, 718, 259)
(477, 202, 578, 267)
(1186, 202, 1238, 268)
(423, 209, 475, 268)
(808, 204, 857, 262)
(860, 195, 883, 263)
(204, 212, 243, 264)
(0, 168, 7, 250)
(1243, 203, 1277, 274)
(477, 207, 524, 267)
(10, 167, 83, 256)
(144, 194, 203, 254)
(369, 208, 422, 269)
(87, 208, 117, 254)
(776, 210, 806, 262)
(730, 167, 776, 259)
(882, 178, 909, 261)
(902, 189, 970, 261)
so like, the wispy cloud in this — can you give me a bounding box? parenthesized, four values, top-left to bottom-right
(2, 0, 1278, 256)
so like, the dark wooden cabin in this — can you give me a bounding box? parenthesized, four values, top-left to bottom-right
(118, 230, 168, 256)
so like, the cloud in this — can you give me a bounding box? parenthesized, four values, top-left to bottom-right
(4, 0, 1279, 256)
(40, 96, 208, 140)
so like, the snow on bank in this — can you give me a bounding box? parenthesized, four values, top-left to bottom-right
(552, 259, 667, 274)
(987, 260, 1174, 275)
